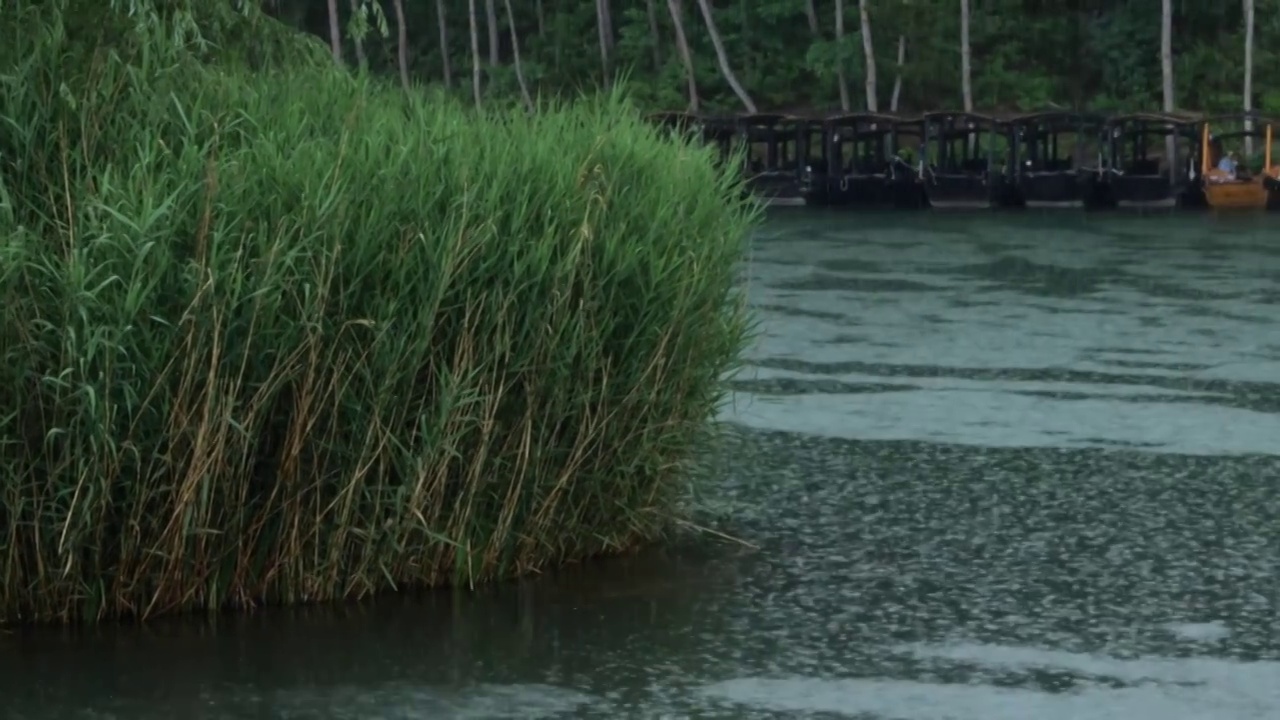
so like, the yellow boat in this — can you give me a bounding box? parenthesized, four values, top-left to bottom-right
(1199, 117, 1280, 210)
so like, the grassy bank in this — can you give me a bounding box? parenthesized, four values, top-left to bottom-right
(0, 1, 757, 625)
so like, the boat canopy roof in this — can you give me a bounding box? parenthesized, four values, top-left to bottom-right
(824, 112, 924, 126)
(642, 109, 1280, 134)
(921, 111, 1001, 124)
(1198, 111, 1278, 128)
(736, 112, 809, 125)
(1105, 111, 1203, 126)
(1001, 110, 1108, 125)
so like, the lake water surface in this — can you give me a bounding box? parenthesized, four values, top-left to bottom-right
(3, 211, 1279, 719)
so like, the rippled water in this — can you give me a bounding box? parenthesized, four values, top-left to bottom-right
(4, 211, 1279, 719)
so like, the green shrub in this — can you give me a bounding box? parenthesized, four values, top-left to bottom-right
(0, 2, 757, 624)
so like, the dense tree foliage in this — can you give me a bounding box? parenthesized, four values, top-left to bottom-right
(260, 0, 1276, 114)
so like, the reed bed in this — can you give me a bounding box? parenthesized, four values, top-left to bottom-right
(0, 2, 757, 625)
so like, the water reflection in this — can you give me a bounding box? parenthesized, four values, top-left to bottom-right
(3, 211, 1279, 718)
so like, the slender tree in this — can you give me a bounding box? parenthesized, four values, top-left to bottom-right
(890, 36, 906, 112)
(485, 0, 500, 65)
(667, 0, 700, 111)
(436, 0, 453, 87)
(646, 0, 663, 70)
(347, 0, 366, 66)
(804, 0, 820, 35)
(961, 0, 972, 112)
(857, 0, 877, 111)
(325, 0, 343, 64)
(695, 0, 757, 112)
(1161, 0, 1174, 112)
(468, 0, 483, 107)
(1244, 0, 1255, 157)
(835, 0, 851, 111)
(391, 0, 409, 92)
(597, 0, 613, 88)
(1161, 0, 1175, 169)
(504, 0, 534, 111)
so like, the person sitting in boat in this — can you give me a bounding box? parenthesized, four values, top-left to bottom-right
(1217, 151, 1239, 178)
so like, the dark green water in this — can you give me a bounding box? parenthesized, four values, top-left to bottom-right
(4, 212, 1280, 719)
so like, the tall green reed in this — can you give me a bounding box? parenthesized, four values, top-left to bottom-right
(0, 2, 757, 624)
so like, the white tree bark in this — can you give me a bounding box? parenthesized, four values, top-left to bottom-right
(694, 0, 757, 113)
(1244, 0, 1255, 157)
(891, 35, 905, 112)
(485, 0, 499, 65)
(858, 0, 877, 112)
(666, 0, 700, 111)
(961, 0, 973, 111)
(436, 0, 452, 87)
(804, 0, 820, 35)
(503, 0, 533, 111)
(468, 0, 483, 108)
(1161, 0, 1175, 172)
(835, 0, 851, 111)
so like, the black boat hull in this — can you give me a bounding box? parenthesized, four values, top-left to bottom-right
(748, 172, 806, 206)
(925, 175, 1005, 209)
(802, 174, 927, 208)
(1101, 174, 1189, 208)
(1009, 172, 1107, 208)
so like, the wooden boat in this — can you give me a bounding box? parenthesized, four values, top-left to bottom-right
(1099, 112, 1201, 208)
(1003, 111, 1108, 208)
(1196, 114, 1280, 210)
(804, 113, 927, 208)
(737, 113, 807, 206)
(698, 115, 739, 169)
(921, 112, 1008, 209)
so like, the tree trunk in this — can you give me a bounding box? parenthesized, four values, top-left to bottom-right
(468, 0, 483, 108)
(485, 0, 500, 65)
(1161, 0, 1174, 171)
(1244, 0, 1255, 158)
(347, 0, 366, 66)
(694, 0, 757, 113)
(1160, 0, 1174, 112)
(960, 0, 973, 111)
(835, 0, 851, 111)
(601, 0, 615, 53)
(857, 0, 877, 111)
(890, 35, 905, 112)
(666, 0, 700, 111)
(391, 0, 410, 93)
(536, 0, 546, 37)
(804, 0, 820, 35)
(325, 0, 343, 64)
(436, 0, 453, 87)
(646, 0, 663, 70)
(597, 0, 613, 88)
(504, 0, 534, 111)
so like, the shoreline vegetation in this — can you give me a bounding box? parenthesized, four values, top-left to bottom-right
(0, 0, 757, 626)
(266, 1, 1270, 121)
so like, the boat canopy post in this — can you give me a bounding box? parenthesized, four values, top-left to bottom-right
(1266, 124, 1273, 171)
(766, 121, 779, 171)
(986, 121, 994, 172)
(825, 120, 843, 179)
(1201, 122, 1211, 176)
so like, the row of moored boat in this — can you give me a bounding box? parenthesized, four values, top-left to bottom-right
(648, 110, 1280, 211)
